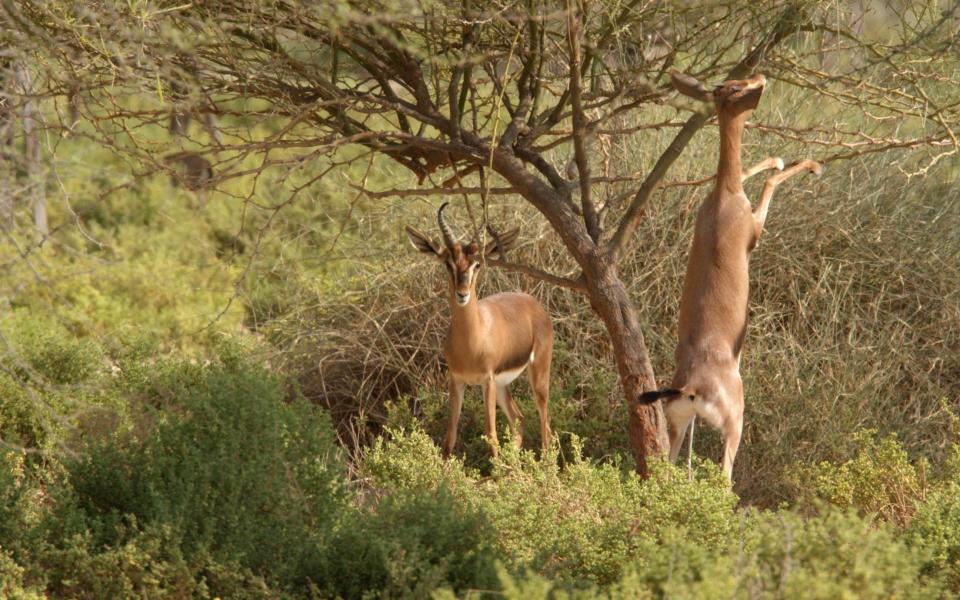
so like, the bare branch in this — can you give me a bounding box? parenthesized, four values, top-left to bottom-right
(566, 0, 599, 243)
(486, 257, 586, 292)
(606, 4, 812, 261)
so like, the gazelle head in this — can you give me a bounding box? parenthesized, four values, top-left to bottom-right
(670, 70, 766, 117)
(405, 203, 519, 307)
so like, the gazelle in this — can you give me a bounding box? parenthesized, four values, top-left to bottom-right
(406, 203, 553, 458)
(638, 70, 822, 480)
(164, 151, 214, 206)
(165, 152, 213, 187)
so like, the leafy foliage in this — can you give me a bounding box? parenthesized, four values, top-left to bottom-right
(789, 431, 930, 526)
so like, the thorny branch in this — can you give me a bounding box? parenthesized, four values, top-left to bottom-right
(2, 0, 957, 312)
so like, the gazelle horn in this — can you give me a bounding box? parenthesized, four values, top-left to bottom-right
(437, 202, 458, 249)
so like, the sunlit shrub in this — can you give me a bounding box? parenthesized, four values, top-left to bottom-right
(0, 546, 44, 600)
(319, 487, 499, 598)
(494, 508, 939, 600)
(788, 431, 929, 526)
(360, 428, 736, 587)
(7, 313, 102, 386)
(49, 350, 347, 592)
(906, 446, 960, 592)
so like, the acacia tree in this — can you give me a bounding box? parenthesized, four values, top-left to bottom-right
(6, 0, 958, 474)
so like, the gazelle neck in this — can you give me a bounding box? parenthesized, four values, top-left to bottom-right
(716, 110, 748, 195)
(449, 291, 481, 337)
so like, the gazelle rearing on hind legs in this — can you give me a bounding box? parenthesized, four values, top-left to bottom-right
(406, 203, 553, 459)
(638, 71, 822, 481)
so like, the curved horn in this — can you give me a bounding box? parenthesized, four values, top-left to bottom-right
(437, 202, 457, 249)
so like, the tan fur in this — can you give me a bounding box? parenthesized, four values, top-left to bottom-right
(165, 151, 214, 207)
(652, 71, 821, 480)
(406, 209, 553, 458)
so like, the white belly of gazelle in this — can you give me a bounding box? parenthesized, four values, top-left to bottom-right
(495, 349, 534, 386)
(494, 366, 526, 386)
(454, 351, 535, 387)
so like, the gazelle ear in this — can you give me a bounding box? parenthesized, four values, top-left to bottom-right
(405, 226, 442, 256)
(484, 226, 520, 258)
(670, 70, 713, 103)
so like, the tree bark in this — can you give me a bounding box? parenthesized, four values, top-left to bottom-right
(491, 147, 668, 476)
(0, 62, 14, 226)
(15, 63, 46, 237)
(582, 253, 669, 475)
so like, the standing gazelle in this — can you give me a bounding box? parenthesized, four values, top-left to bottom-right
(638, 71, 822, 480)
(406, 203, 553, 458)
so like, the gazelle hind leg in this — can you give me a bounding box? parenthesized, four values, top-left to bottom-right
(720, 416, 743, 481)
(718, 384, 745, 481)
(496, 385, 525, 449)
(665, 399, 696, 462)
(527, 350, 552, 452)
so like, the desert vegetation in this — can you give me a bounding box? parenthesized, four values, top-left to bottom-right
(0, 0, 959, 597)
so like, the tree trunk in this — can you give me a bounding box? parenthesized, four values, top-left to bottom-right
(0, 62, 14, 226)
(16, 63, 46, 238)
(491, 150, 669, 476)
(582, 253, 669, 476)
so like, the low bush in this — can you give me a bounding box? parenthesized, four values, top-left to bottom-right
(494, 508, 939, 600)
(788, 430, 930, 526)
(319, 487, 499, 598)
(0, 312, 106, 448)
(906, 446, 960, 592)
(2, 363, 959, 598)
(0, 546, 44, 600)
(359, 428, 960, 598)
(13, 349, 349, 597)
(360, 428, 737, 588)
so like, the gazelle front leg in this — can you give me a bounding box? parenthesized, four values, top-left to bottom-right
(483, 376, 500, 458)
(443, 377, 465, 458)
(752, 160, 823, 246)
(741, 156, 784, 182)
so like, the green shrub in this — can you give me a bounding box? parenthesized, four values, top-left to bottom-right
(906, 446, 960, 592)
(32, 523, 283, 600)
(737, 508, 938, 599)
(49, 350, 348, 593)
(361, 428, 737, 588)
(0, 451, 41, 556)
(0, 546, 44, 600)
(475, 448, 736, 586)
(0, 313, 105, 448)
(360, 426, 473, 497)
(6, 313, 102, 386)
(782, 433, 960, 591)
(40, 528, 200, 600)
(0, 373, 47, 449)
(908, 482, 960, 592)
(494, 508, 939, 600)
(788, 431, 929, 526)
(320, 487, 499, 599)
(361, 429, 952, 598)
